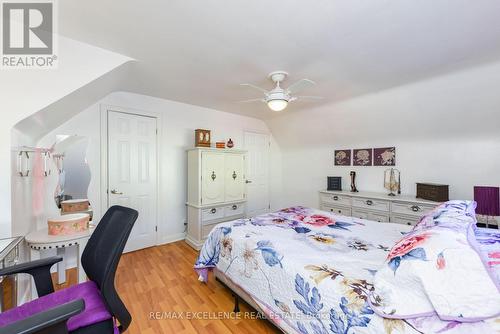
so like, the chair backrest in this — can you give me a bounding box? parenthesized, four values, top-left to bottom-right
(82, 205, 138, 332)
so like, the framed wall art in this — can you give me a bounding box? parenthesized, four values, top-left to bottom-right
(334, 149, 351, 166)
(374, 147, 396, 166)
(353, 148, 372, 166)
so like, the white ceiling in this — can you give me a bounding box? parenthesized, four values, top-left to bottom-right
(59, 0, 500, 119)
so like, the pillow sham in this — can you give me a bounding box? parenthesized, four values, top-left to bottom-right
(414, 200, 477, 231)
(369, 205, 500, 322)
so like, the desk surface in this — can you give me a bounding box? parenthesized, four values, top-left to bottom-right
(26, 228, 92, 245)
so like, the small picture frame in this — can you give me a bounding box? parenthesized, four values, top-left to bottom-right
(353, 149, 372, 166)
(374, 147, 396, 166)
(334, 149, 351, 166)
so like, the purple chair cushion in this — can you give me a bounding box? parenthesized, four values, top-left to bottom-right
(0, 281, 115, 332)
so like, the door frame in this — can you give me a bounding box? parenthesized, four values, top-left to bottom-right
(99, 104, 162, 247)
(243, 130, 271, 215)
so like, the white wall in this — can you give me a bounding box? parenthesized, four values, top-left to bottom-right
(267, 60, 500, 208)
(37, 91, 282, 245)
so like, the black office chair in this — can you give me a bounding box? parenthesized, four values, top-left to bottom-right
(0, 205, 138, 334)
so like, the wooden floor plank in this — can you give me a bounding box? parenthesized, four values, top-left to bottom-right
(56, 241, 280, 333)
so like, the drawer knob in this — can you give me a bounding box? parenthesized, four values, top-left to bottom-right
(411, 205, 420, 212)
(211, 208, 217, 214)
(366, 200, 373, 206)
(333, 196, 339, 200)
(232, 205, 237, 210)
(407, 222, 412, 225)
(211, 171, 217, 181)
(232, 171, 237, 180)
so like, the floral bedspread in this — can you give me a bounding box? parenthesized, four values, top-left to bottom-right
(194, 207, 500, 334)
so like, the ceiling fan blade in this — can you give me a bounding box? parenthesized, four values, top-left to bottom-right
(296, 95, 324, 100)
(286, 79, 315, 94)
(237, 98, 265, 103)
(240, 83, 269, 94)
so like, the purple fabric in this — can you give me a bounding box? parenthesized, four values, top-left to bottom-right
(474, 186, 500, 216)
(0, 281, 115, 332)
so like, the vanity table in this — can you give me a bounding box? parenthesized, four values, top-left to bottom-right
(25, 228, 91, 299)
(0, 236, 23, 311)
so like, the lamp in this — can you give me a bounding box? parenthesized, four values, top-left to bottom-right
(267, 99, 288, 111)
(474, 186, 500, 228)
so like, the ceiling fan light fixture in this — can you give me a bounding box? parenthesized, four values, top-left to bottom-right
(267, 99, 288, 111)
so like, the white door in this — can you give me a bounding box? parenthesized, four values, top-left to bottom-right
(244, 132, 270, 217)
(224, 153, 245, 202)
(108, 111, 157, 253)
(201, 152, 225, 205)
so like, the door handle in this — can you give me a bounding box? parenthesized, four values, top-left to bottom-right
(110, 189, 123, 195)
(245, 180, 252, 184)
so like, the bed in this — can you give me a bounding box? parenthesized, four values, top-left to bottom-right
(195, 206, 500, 334)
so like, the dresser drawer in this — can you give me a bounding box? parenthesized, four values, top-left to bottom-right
(391, 214, 421, 226)
(201, 207, 224, 223)
(320, 193, 351, 206)
(391, 201, 435, 217)
(352, 209, 390, 223)
(224, 203, 245, 217)
(321, 205, 351, 216)
(201, 223, 219, 239)
(352, 197, 390, 212)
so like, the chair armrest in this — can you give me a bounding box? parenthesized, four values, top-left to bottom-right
(0, 257, 62, 297)
(0, 299, 85, 334)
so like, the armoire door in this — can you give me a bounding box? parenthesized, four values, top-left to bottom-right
(201, 152, 225, 205)
(225, 154, 245, 202)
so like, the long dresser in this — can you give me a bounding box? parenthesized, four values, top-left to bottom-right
(319, 190, 440, 226)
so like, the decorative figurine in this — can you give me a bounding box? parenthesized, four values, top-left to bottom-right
(227, 138, 234, 148)
(350, 171, 358, 192)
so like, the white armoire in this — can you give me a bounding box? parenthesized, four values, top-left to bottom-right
(185, 148, 247, 250)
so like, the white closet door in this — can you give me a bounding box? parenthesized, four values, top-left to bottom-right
(201, 152, 225, 205)
(224, 154, 245, 202)
(108, 111, 157, 253)
(244, 132, 270, 217)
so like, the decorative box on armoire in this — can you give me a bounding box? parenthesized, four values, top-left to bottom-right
(186, 148, 247, 250)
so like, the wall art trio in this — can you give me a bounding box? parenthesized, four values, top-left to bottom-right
(334, 147, 395, 166)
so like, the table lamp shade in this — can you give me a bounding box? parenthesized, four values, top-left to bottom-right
(474, 186, 500, 216)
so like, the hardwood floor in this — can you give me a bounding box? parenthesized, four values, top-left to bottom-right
(56, 241, 280, 334)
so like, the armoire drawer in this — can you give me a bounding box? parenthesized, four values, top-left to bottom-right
(352, 197, 390, 212)
(391, 202, 435, 217)
(391, 214, 421, 226)
(320, 205, 351, 217)
(201, 207, 224, 222)
(224, 203, 245, 217)
(319, 193, 351, 207)
(201, 223, 218, 239)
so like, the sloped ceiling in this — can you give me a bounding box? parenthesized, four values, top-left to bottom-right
(58, 0, 500, 119)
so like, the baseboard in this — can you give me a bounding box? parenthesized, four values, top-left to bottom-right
(158, 232, 186, 245)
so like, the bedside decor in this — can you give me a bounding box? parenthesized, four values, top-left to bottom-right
(474, 186, 499, 228)
(374, 147, 396, 166)
(353, 148, 372, 166)
(350, 171, 358, 192)
(327, 176, 342, 191)
(416, 183, 449, 202)
(227, 138, 234, 148)
(61, 199, 89, 213)
(216, 142, 226, 149)
(195, 129, 211, 147)
(334, 149, 351, 166)
(384, 168, 400, 196)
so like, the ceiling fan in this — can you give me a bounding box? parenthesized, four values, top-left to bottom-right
(238, 71, 323, 112)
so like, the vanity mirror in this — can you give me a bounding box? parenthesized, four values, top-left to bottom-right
(52, 135, 92, 218)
